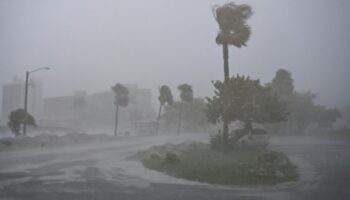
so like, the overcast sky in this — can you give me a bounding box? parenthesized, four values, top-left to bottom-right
(1, 0, 350, 111)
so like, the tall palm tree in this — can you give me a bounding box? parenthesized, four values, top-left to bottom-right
(111, 83, 129, 136)
(212, 2, 253, 147)
(177, 84, 193, 135)
(156, 85, 174, 135)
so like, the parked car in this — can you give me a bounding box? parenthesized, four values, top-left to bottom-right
(237, 128, 270, 149)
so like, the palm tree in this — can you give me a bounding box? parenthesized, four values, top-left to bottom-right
(111, 83, 129, 136)
(156, 85, 174, 135)
(212, 2, 253, 146)
(8, 108, 36, 136)
(177, 84, 193, 135)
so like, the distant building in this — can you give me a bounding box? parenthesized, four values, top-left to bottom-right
(42, 84, 154, 130)
(1, 78, 43, 126)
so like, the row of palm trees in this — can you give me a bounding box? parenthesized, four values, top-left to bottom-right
(112, 1, 252, 140)
(111, 82, 193, 136)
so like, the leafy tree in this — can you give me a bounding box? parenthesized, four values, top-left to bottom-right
(8, 109, 37, 136)
(291, 92, 342, 132)
(212, 2, 253, 146)
(177, 84, 193, 135)
(269, 69, 294, 102)
(290, 91, 317, 131)
(111, 83, 129, 136)
(156, 85, 174, 135)
(268, 68, 342, 133)
(206, 75, 287, 136)
(266, 69, 295, 133)
(314, 105, 341, 129)
(163, 98, 208, 132)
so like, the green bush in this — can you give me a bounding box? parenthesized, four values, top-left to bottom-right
(142, 148, 298, 185)
(257, 151, 288, 165)
(163, 152, 180, 164)
(248, 151, 297, 181)
(209, 133, 224, 151)
(0, 139, 13, 146)
(150, 153, 162, 160)
(210, 129, 248, 151)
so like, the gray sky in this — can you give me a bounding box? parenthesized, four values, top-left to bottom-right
(1, 0, 350, 110)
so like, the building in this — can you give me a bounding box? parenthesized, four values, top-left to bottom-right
(42, 84, 154, 130)
(1, 78, 44, 126)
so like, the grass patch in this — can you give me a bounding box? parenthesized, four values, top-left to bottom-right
(142, 148, 298, 185)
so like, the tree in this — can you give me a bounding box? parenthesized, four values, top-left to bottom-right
(269, 69, 294, 102)
(163, 98, 208, 132)
(206, 75, 287, 135)
(314, 105, 341, 129)
(111, 83, 129, 136)
(268, 69, 342, 133)
(177, 84, 193, 135)
(291, 91, 318, 131)
(156, 85, 174, 135)
(267, 69, 295, 133)
(8, 109, 36, 136)
(212, 2, 253, 146)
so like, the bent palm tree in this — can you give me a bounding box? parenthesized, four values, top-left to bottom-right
(8, 108, 36, 136)
(177, 84, 193, 135)
(111, 83, 129, 136)
(212, 2, 253, 147)
(156, 85, 174, 135)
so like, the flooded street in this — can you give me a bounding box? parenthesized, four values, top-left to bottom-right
(0, 134, 349, 200)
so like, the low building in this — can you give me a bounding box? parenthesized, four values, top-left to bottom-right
(42, 85, 154, 131)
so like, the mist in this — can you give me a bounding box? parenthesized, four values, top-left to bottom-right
(1, 0, 350, 110)
(1, 1, 350, 200)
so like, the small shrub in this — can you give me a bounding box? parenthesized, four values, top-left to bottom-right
(0, 139, 13, 146)
(163, 152, 180, 164)
(209, 133, 224, 151)
(210, 129, 248, 151)
(249, 151, 298, 181)
(257, 151, 288, 165)
(150, 153, 162, 160)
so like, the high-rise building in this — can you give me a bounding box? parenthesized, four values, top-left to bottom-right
(1, 78, 43, 126)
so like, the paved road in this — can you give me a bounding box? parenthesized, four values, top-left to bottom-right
(0, 134, 349, 200)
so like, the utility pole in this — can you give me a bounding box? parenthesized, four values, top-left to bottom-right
(22, 67, 50, 136)
(23, 71, 29, 136)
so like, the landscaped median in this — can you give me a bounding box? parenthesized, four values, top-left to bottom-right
(130, 142, 299, 186)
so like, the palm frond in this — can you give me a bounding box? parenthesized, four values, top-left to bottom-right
(213, 2, 253, 48)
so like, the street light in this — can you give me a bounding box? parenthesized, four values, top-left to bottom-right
(23, 67, 50, 136)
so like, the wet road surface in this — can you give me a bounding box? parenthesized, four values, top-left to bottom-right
(0, 134, 349, 200)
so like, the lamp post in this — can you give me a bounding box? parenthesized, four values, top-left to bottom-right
(23, 67, 50, 136)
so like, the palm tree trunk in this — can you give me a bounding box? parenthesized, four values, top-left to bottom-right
(156, 104, 163, 135)
(177, 105, 182, 136)
(114, 104, 119, 136)
(222, 43, 229, 149)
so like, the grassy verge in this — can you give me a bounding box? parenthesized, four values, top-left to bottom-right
(142, 148, 298, 185)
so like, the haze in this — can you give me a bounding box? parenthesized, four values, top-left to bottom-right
(1, 0, 350, 110)
(2, 1, 350, 199)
